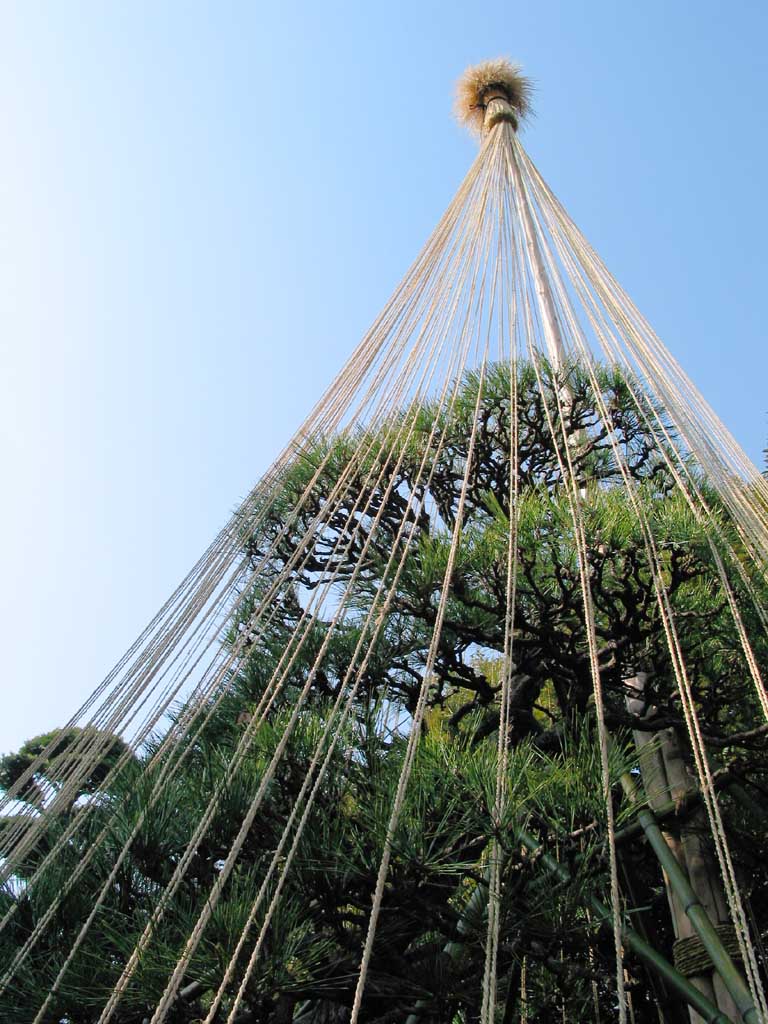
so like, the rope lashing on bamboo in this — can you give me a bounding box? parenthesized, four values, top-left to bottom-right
(3, 55, 768, 1024)
(674, 926, 743, 978)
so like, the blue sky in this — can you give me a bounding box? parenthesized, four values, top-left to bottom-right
(1, 1, 767, 753)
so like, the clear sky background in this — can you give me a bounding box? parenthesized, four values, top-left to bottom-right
(1, 1, 767, 754)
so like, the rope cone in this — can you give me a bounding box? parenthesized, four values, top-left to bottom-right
(1, 59, 767, 1024)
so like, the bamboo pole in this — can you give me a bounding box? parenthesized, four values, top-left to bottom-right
(614, 771, 733, 845)
(659, 729, 741, 1019)
(515, 828, 735, 1024)
(619, 770, 757, 1023)
(505, 138, 567, 371)
(627, 676, 730, 1020)
(406, 827, 735, 1024)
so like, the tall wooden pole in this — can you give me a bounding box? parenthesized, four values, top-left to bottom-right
(482, 89, 567, 370)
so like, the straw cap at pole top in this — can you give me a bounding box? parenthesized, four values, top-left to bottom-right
(455, 58, 533, 135)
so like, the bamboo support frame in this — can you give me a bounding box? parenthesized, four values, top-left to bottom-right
(516, 828, 735, 1024)
(406, 819, 741, 1024)
(620, 770, 757, 1023)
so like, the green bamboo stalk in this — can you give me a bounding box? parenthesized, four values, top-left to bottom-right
(515, 827, 734, 1024)
(613, 772, 733, 846)
(406, 830, 733, 1024)
(619, 770, 757, 1024)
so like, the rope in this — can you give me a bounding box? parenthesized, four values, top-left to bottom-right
(348, 131, 503, 1024)
(6, 131, 493, 996)
(517, 143, 767, 1020)
(674, 926, 742, 978)
(95, 135, 503, 1024)
(507, 127, 629, 1022)
(4, 72, 768, 1024)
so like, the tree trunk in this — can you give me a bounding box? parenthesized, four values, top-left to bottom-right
(627, 674, 740, 1023)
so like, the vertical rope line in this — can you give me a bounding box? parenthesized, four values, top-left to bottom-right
(89, 143, 502, 1024)
(508, 133, 628, 1022)
(348, 132, 503, 1024)
(518, 144, 767, 1018)
(213, 275, 483, 1024)
(3, 159, 493, 970)
(481, 122, 521, 1024)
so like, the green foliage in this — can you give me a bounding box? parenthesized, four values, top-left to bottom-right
(0, 705, 639, 1023)
(0, 727, 132, 810)
(2, 360, 767, 1023)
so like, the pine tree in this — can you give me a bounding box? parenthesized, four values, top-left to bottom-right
(2, 361, 766, 1023)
